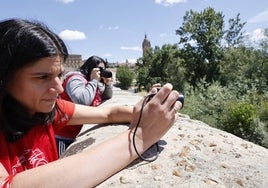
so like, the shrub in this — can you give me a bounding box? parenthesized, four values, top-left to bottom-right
(182, 81, 233, 127)
(219, 102, 259, 141)
(116, 66, 134, 90)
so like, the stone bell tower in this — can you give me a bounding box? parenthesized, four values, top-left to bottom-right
(142, 34, 151, 56)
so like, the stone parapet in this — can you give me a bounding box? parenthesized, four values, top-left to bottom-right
(64, 88, 268, 187)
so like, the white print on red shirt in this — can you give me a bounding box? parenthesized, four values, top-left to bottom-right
(12, 148, 48, 174)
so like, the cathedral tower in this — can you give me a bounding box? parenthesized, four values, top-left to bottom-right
(142, 34, 151, 56)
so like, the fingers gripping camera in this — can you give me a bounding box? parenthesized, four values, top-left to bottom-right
(99, 67, 113, 78)
(177, 94, 184, 108)
(149, 88, 184, 108)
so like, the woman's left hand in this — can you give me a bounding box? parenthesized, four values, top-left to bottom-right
(102, 77, 112, 85)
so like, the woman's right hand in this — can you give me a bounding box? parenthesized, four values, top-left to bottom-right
(129, 83, 182, 154)
(90, 68, 101, 81)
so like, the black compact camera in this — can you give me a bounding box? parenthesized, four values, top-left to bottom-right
(150, 88, 184, 108)
(177, 94, 184, 108)
(99, 67, 113, 78)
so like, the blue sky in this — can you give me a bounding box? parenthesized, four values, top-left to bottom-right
(1, 0, 268, 63)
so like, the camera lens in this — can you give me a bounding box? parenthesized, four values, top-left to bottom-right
(99, 67, 112, 78)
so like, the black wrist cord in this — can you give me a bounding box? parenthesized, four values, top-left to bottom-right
(132, 93, 159, 162)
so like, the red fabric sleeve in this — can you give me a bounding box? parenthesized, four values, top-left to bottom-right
(53, 99, 75, 131)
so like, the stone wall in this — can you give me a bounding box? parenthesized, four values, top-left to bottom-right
(64, 88, 268, 188)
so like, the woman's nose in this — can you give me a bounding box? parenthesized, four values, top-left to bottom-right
(49, 77, 64, 94)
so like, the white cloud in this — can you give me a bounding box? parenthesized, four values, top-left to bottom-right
(59, 29, 86, 41)
(120, 46, 142, 52)
(248, 9, 268, 23)
(107, 26, 119, 30)
(250, 28, 268, 42)
(159, 33, 167, 37)
(155, 0, 186, 6)
(126, 59, 137, 64)
(118, 58, 137, 64)
(57, 0, 75, 4)
(99, 25, 119, 30)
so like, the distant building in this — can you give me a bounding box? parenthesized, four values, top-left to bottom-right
(64, 54, 83, 71)
(63, 35, 151, 71)
(142, 34, 151, 56)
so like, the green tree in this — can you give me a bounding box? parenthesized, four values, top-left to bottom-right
(136, 44, 185, 91)
(257, 28, 268, 91)
(176, 7, 225, 88)
(220, 47, 254, 87)
(176, 8, 246, 90)
(116, 66, 134, 90)
(220, 45, 268, 95)
(224, 13, 246, 47)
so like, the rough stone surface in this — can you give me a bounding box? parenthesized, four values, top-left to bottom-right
(63, 88, 268, 188)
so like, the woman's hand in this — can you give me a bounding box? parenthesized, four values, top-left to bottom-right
(130, 83, 182, 153)
(90, 68, 101, 81)
(102, 77, 113, 85)
(148, 83, 161, 94)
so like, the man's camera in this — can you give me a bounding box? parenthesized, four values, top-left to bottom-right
(99, 67, 113, 78)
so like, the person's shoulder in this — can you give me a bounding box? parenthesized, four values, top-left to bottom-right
(64, 71, 84, 79)
(56, 98, 75, 108)
(54, 99, 75, 124)
(64, 71, 87, 82)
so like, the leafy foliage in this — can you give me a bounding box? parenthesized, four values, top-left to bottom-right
(176, 7, 225, 88)
(224, 13, 246, 47)
(116, 66, 134, 90)
(219, 102, 256, 137)
(182, 81, 233, 127)
(136, 44, 185, 92)
(133, 7, 268, 148)
(218, 102, 268, 146)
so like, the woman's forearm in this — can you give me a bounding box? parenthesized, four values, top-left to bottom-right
(101, 85, 113, 100)
(67, 104, 133, 125)
(11, 130, 140, 188)
(108, 105, 133, 123)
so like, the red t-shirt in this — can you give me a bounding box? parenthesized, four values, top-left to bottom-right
(0, 99, 75, 175)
